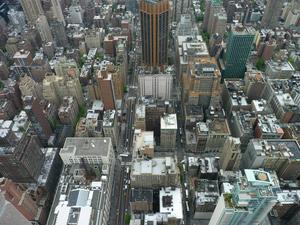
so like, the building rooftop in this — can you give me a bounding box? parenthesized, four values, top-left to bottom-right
(135, 104, 145, 119)
(144, 213, 168, 225)
(47, 177, 108, 225)
(61, 137, 112, 157)
(231, 24, 256, 35)
(188, 157, 219, 174)
(251, 99, 273, 114)
(225, 79, 249, 107)
(132, 157, 178, 176)
(266, 60, 295, 74)
(256, 114, 284, 136)
(209, 118, 230, 134)
(161, 114, 177, 130)
(194, 179, 219, 206)
(159, 187, 183, 219)
(131, 189, 153, 202)
(102, 110, 116, 127)
(277, 190, 300, 204)
(251, 139, 300, 160)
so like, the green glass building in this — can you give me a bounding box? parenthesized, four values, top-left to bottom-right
(222, 24, 255, 79)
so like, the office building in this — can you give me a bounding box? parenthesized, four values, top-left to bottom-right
(36, 15, 53, 43)
(145, 100, 174, 136)
(133, 129, 155, 159)
(219, 137, 241, 171)
(102, 110, 119, 148)
(96, 69, 116, 110)
(183, 57, 221, 107)
(187, 157, 219, 179)
(23, 96, 53, 143)
(230, 111, 256, 152)
(222, 79, 251, 116)
(254, 114, 284, 139)
(241, 139, 300, 180)
(244, 70, 267, 101)
(49, 0, 65, 25)
(195, 118, 231, 155)
(60, 137, 115, 171)
(159, 187, 183, 224)
(19, 74, 43, 100)
(140, 0, 169, 67)
(54, 57, 79, 78)
(0, 178, 38, 222)
(20, 0, 44, 24)
(184, 105, 204, 130)
(261, 0, 284, 28)
(0, 61, 9, 80)
(75, 112, 103, 138)
(47, 177, 113, 225)
(209, 10, 227, 36)
(138, 66, 174, 100)
(160, 114, 177, 149)
(285, 9, 300, 28)
(131, 157, 179, 188)
(0, 192, 32, 225)
(219, 24, 255, 79)
(58, 96, 79, 126)
(209, 169, 278, 225)
(203, 0, 223, 33)
(265, 60, 295, 79)
(0, 135, 44, 183)
(43, 73, 84, 107)
(51, 21, 68, 47)
(130, 189, 153, 213)
(193, 179, 219, 220)
(135, 104, 146, 130)
(31, 51, 51, 82)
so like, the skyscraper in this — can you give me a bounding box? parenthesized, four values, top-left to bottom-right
(36, 15, 54, 43)
(261, 0, 284, 28)
(209, 169, 278, 225)
(140, 0, 169, 67)
(20, 0, 44, 24)
(0, 135, 44, 183)
(203, 0, 223, 33)
(220, 24, 255, 79)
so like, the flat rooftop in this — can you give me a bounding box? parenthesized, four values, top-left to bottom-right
(61, 137, 111, 157)
(159, 187, 183, 219)
(252, 139, 300, 159)
(132, 157, 178, 175)
(161, 114, 177, 130)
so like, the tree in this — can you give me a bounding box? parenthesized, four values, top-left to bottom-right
(256, 57, 266, 71)
(125, 213, 131, 225)
(201, 31, 210, 44)
(0, 80, 4, 90)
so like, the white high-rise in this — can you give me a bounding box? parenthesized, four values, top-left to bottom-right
(20, 0, 44, 24)
(36, 15, 54, 43)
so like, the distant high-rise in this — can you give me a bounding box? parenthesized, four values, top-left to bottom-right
(140, 0, 169, 67)
(36, 15, 53, 43)
(221, 24, 255, 79)
(261, 0, 284, 28)
(20, 0, 44, 24)
(203, 0, 223, 32)
(0, 135, 44, 183)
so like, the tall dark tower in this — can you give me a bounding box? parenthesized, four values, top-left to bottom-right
(140, 0, 169, 67)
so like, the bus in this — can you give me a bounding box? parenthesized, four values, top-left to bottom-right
(186, 201, 189, 212)
(120, 153, 129, 157)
